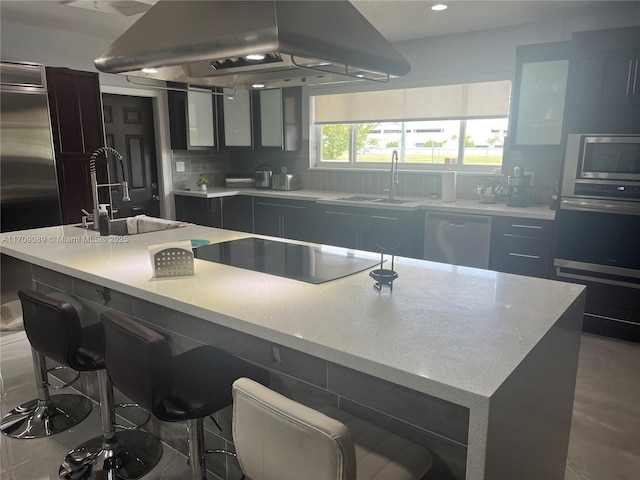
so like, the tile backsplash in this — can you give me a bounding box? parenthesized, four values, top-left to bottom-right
(170, 148, 556, 206)
(171, 150, 229, 190)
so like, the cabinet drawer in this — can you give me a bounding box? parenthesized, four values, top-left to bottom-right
(492, 216, 554, 239)
(490, 235, 552, 278)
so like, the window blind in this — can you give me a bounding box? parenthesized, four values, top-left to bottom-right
(313, 80, 511, 124)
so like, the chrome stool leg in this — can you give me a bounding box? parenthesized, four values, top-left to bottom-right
(1, 348, 91, 439)
(59, 370, 162, 480)
(186, 417, 240, 480)
(186, 418, 205, 480)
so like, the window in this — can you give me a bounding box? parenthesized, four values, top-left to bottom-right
(313, 80, 511, 170)
(319, 118, 507, 166)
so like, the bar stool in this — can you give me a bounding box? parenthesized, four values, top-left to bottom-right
(232, 377, 434, 480)
(100, 310, 270, 480)
(0, 288, 161, 478)
(1, 289, 92, 438)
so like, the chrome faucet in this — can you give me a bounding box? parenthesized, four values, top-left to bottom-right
(87, 147, 130, 230)
(387, 150, 400, 201)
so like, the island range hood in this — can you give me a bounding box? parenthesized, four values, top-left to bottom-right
(94, 0, 411, 89)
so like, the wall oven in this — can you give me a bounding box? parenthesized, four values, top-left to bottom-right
(555, 134, 640, 340)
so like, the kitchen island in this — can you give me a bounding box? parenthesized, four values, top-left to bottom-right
(1, 223, 585, 480)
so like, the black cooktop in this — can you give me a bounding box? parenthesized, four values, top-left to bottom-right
(193, 237, 379, 284)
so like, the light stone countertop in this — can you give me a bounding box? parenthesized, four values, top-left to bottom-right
(1, 223, 582, 410)
(173, 187, 556, 220)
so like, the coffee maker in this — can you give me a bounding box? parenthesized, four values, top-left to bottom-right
(507, 166, 531, 207)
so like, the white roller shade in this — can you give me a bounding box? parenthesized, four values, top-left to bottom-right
(314, 80, 511, 124)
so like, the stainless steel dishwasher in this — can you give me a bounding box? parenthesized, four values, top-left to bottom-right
(423, 212, 492, 268)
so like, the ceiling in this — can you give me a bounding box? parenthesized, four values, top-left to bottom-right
(1, 0, 635, 44)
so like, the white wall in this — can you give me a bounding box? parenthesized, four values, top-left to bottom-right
(311, 4, 640, 95)
(3, 4, 638, 92)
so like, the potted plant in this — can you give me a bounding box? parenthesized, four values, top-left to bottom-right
(196, 175, 210, 191)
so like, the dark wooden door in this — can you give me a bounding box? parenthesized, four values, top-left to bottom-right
(46, 67, 106, 224)
(102, 94, 159, 218)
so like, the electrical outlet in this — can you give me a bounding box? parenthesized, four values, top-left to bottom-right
(525, 171, 535, 186)
(176, 161, 186, 173)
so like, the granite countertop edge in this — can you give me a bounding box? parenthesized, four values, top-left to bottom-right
(173, 188, 556, 220)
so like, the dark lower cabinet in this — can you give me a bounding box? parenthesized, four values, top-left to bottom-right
(175, 195, 221, 227)
(221, 195, 254, 233)
(253, 199, 315, 242)
(317, 206, 424, 259)
(489, 216, 554, 278)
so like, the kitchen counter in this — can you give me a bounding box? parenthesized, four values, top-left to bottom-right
(1, 224, 584, 479)
(173, 188, 556, 220)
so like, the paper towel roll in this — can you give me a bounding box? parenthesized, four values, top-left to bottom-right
(442, 171, 457, 202)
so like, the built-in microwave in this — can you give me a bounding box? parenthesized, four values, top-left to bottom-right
(562, 135, 640, 199)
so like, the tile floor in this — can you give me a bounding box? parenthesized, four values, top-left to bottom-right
(1, 328, 638, 480)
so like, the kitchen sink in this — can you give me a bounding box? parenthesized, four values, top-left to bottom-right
(75, 218, 186, 236)
(338, 195, 415, 205)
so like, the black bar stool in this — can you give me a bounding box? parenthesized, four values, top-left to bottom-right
(1, 289, 93, 439)
(0, 288, 161, 479)
(101, 310, 270, 480)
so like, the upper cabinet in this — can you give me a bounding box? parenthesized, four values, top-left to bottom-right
(569, 26, 640, 108)
(508, 42, 571, 148)
(168, 88, 216, 150)
(220, 89, 253, 148)
(46, 67, 104, 156)
(571, 49, 640, 107)
(565, 26, 640, 134)
(169, 86, 304, 151)
(256, 89, 283, 147)
(252, 87, 303, 150)
(187, 91, 215, 147)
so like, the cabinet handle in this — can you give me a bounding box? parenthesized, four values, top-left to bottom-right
(633, 58, 639, 96)
(510, 224, 542, 230)
(256, 201, 306, 210)
(371, 215, 399, 221)
(627, 58, 634, 96)
(325, 211, 350, 216)
(508, 252, 541, 260)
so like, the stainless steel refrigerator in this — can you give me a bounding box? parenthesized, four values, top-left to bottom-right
(1, 61, 62, 232)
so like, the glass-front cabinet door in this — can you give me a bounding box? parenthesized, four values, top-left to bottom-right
(259, 89, 283, 148)
(187, 91, 215, 147)
(222, 89, 252, 147)
(513, 59, 569, 146)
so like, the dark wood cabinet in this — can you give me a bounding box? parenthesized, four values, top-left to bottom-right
(565, 26, 640, 134)
(570, 48, 640, 107)
(168, 89, 217, 150)
(221, 195, 254, 233)
(253, 198, 315, 242)
(46, 67, 105, 224)
(252, 87, 303, 151)
(175, 195, 221, 227)
(317, 206, 424, 259)
(489, 216, 554, 278)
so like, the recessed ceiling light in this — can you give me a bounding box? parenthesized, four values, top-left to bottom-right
(246, 54, 266, 61)
(431, 4, 448, 11)
(141, 68, 158, 73)
(251, 83, 265, 89)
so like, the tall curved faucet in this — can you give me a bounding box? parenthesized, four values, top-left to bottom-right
(388, 150, 399, 201)
(87, 147, 130, 230)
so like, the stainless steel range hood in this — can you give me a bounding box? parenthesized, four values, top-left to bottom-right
(95, 0, 411, 89)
